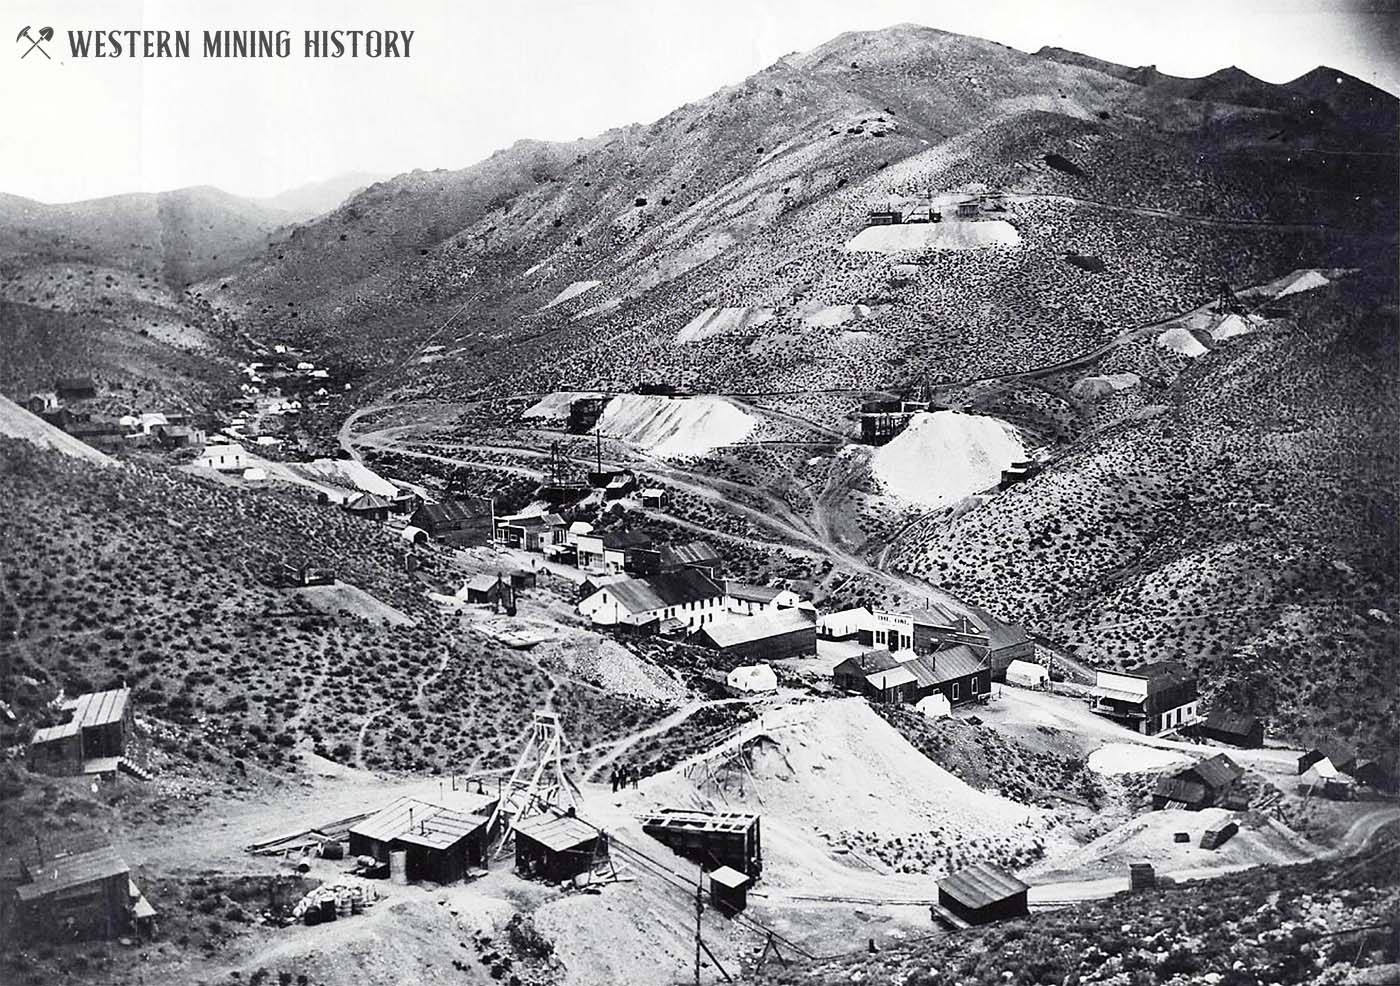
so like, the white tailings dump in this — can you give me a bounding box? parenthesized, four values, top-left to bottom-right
(1276, 270, 1329, 297)
(1157, 326, 1210, 358)
(675, 306, 774, 344)
(544, 280, 601, 308)
(596, 394, 755, 459)
(802, 304, 872, 328)
(1088, 743, 1191, 776)
(871, 410, 1026, 506)
(1210, 314, 1260, 341)
(845, 220, 1021, 254)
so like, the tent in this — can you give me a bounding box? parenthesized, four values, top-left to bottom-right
(726, 664, 778, 694)
(1004, 659, 1048, 689)
(916, 693, 951, 720)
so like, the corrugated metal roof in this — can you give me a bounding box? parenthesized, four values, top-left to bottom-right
(939, 862, 1028, 910)
(660, 541, 722, 567)
(349, 797, 492, 850)
(899, 646, 987, 687)
(414, 498, 488, 528)
(513, 814, 597, 852)
(699, 609, 814, 649)
(15, 845, 129, 901)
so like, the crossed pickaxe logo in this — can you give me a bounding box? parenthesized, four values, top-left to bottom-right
(17, 25, 53, 59)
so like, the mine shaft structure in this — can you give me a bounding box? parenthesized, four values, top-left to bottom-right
(486, 709, 580, 857)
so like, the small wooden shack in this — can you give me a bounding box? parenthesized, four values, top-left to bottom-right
(936, 863, 1029, 926)
(10, 842, 155, 942)
(1153, 754, 1244, 810)
(28, 688, 135, 776)
(708, 866, 750, 916)
(513, 813, 601, 883)
(1197, 709, 1264, 749)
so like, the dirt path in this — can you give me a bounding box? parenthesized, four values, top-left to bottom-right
(581, 696, 753, 780)
(354, 646, 459, 767)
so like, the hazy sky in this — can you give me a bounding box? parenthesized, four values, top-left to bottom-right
(2, 0, 1396, 203)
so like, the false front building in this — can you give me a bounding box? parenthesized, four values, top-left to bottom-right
(1090, 661, 1199, 735)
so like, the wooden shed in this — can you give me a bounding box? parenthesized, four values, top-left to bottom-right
(513, 813, 601, 883)
(347, 795, 497, 884)
(28, 688, 135, 776)
(11, 843, 153, 942)
(1197, 709, 1264, 749)
(936, 863, 1029, 927)
(1153, 754, 1244, 810)
(708, 866, 750, 916)
(342, 492, 393, 522)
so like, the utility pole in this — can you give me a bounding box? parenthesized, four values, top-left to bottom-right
(694, 869, 703, 986)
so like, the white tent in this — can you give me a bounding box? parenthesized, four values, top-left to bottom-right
(916, 693, 951, 720)
(1004, 659, 1048, 689)
(726, 664, 778, 694)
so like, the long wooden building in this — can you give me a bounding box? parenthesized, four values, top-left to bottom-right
(347, 794, 498, 884)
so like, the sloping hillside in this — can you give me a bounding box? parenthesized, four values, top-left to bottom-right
(205, 25, 1393, 409)
(888, 272, 1400, 751)
(0, 441, 658, 799)
(0, 185, 290, 286)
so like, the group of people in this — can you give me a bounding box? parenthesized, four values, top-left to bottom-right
(609, 763, 641, 792)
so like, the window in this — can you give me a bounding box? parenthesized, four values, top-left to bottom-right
(952, 683, 960, 700)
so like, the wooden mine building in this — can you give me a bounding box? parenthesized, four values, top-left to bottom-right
(641, 809, 762, 879)
(7, 841, 156, 942)
(934, 863, 1029, 928)
(1152, 754, 1245, 810)
(410, 498, 492, 546)
(513, 812, 602, 883)
(857, 392, 930, 445)
(347, 794, 498, 884)
(567, 396, 610, 434)
(1196, 709, 1264, 749)
(28, 688, 135, 776)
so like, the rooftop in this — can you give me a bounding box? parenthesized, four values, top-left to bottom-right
(660, 541, 723, 567)
(940, 862, 1029, 910)
(15, 844, 129, 901)
(30, 688, 131, 745)
(349, 796, 494, 850)
(513, 813, 598, 852)
(640, 808, 759, 833)
(598, 569, 723, 614)
(900, 645, 988, 687)
(699, 608, 814, 648)
(724, 582, 785, 604)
